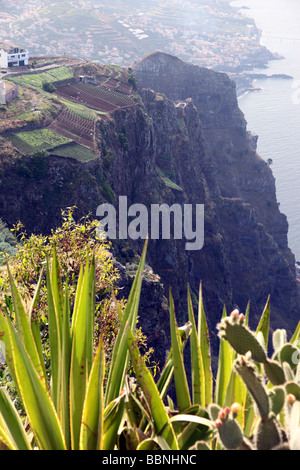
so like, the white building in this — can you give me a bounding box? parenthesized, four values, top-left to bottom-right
(0, 42, 29, 69)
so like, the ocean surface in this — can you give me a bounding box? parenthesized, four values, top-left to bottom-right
(231, 0, 300, 261)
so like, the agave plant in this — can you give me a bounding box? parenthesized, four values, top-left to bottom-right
(0, 240, 214, 450)
(0, 241, 147, 450)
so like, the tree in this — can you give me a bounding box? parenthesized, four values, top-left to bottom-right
(43, 82, 56, 93)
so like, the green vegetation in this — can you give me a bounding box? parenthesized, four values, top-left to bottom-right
(117, 130, 129, 151)
(0, 231, 300, 450)
(156, 166, 183, 192)
(59, 98, 97, 120)
(0, 220, 16, 263)
(127, 70, 138, 91)
(9, 129, 72, 154)
(42, 82, 56, 93)
(6, 67, 73, 91)
(51, 143, 98, 163)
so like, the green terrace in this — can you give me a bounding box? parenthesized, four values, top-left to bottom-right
(6, 66, 73, 91)
(8, 129, 72, 154)
(6, 129, 98, 163)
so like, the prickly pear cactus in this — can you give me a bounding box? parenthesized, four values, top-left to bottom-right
(215, 309, 300, 450)
(208, 404, 246, 450)
(217, 311, 267, 363)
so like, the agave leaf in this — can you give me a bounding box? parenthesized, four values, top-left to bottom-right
(6, 262, 46, 386)
(177, 405, 212, 449)
(244, 300, 250, 325)
(127, 328, 179, 450)
(187, 286, 205, 407)
(105, 239, 148, 406)
(0, 417, 17, 450)
(71, 264, 84, 334)
(291, 321, 300, 345)
(157, 325, 191, 400)
(0, 388, 31, 450)
(198, 283, 213, 407)
(156, 351, 173, 399)
(233, 373, 247, 428)
(69, 260, 91, 450)
(29, 269, 47, 387)
(222, 363, 248, 428)
(215, 305, 233, 407)
(103, 395, 126, 450)
(59, 282, 72, 449)
(136, 436, 171, 450)
(256, 296, 270, 350)
(169, 289, 191, 412)
(223, 367, 236, 408)
(5, 314, 66, 450)
(50, 245, 64, 336)
(0, 310, 17, 387)
(46, 259, 61, 410)
(86, 253, 95, 375)
(80, 338, 105, 450)
(28, 268, 44, 324)
(169, 414, 214, 429)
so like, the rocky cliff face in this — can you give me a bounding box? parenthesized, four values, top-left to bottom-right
(0, 52, 299, 364)
(131, 53, 300, 341)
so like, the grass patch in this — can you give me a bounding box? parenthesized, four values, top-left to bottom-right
(60, 99, 95, 120)
(9, 129, 72, 153)
(58, 97, 100, 119)
(156, 165, 183, 192)
(7, 134, 36, 154)
(50, 142, 98, 163)
(6, 67, 73, 91)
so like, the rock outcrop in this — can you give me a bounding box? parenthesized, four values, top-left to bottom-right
(0, 52, 299, 364)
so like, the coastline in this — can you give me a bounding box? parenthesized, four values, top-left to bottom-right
(228, 1, 288, 95)
(229, 1, 300, 262)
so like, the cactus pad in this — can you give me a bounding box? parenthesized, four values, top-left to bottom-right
(264, 359, 285, 385)
(255, 417, 282, 450)
(234, 356, 270, 420)
(217, 316, 267, 363)
(217, 418, 244, 450)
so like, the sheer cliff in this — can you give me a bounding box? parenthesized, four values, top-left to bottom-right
(132, 53, 300, 338)
(0, 52, 299, 362)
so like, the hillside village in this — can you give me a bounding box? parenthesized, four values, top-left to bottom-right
(0, 0, 273, 76)
(0, 51, 136, 164)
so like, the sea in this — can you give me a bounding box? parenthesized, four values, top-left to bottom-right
(230, 0, 300, 261)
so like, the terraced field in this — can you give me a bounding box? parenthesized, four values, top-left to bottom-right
(50, 142, 98, 163)
(48, 109, 96, 150)
(8, 129, 72, 154)
(6, 66, 73, 91)
(55, 82, 136, 113)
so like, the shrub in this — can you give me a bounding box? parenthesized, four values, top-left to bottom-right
(0, 219, 17, 263)
(127, 70, 137, 91)
(42, 82, 56, 93)
(1, 208, 121, 360)
(30, 150, 48, 179)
